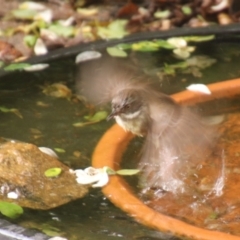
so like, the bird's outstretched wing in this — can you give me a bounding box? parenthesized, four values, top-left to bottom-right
(76, 58, 152, 105)
(139, 99, 217, 193)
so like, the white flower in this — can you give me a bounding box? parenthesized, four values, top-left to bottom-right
(186, 84, 211, 95)
(74, 167, 109, 188)
(167, 37, 195, 59)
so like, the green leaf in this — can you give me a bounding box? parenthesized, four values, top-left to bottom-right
(155, 40, 175, 49)
(74, 111, 108, 127)
(48, 24, 75, 38)
(24, 34, 37, 47)
(184, 35, 215, 42)
(54, 148, 66, 153)
(132, 41, 159, 52)
(107, 47, 127, 57)
(44, 168, 62, 177)
(106, 167, 116, 175)
(116, 169, 140, 175)
(182, 6, 192, 15)
(0, 201, 23, 219)
(97, 20, 129, 39)
(4, 63, 31, 71)
(0, 106, 23, 118)
(154, 10, 171, 19)
(84, 111, 108, 122)
(12, 9, 37, 20)
(115, 43, 132, 50)
(41, 224, 61, 237)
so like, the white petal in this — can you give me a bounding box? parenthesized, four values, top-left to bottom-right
(173, 48, 190, 59)
(7, 191, 19, 199)
(75, 51, 102, 64)
(75, 167, 109, 187)
(19, 1, 46, 11)
(34, 38, 48, 55)
(92, 172, 109, 188)
(211, 0, 228, 12)
(38, 147, 58, 158)
(34, 9, 52, 23)
(186, 84, 211, 95)
(167, 37, 187, 48)
(40, 29, 59, 41)
(24, 63, 49, 72)
(58, 16, 75, 27)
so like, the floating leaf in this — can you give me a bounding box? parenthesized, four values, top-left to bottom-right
(54, 148, 66, 153)
(97, 20, 129, 39)
(106, 167, 116, 175)
(0, 201, 23, 219)
(106, 47, 127, 57)
(73, 122, 92, 127)
(132, 41, 159, 51)
(115, 43, 132, 50)
(44, 168, 62, 177)
(155, 40, 175, 49)
(0, 106, 23, 118)
(116, 169, 140, 175)
(184, 35, 215, 42)
(24, 63, 49, 72)
(4, 63, 31, 71)
(84, 111, 108, 122)
(42, 83, 72, 98)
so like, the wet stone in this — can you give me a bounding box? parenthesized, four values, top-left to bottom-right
(0, 140, 89, 209)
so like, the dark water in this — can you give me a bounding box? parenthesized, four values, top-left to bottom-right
(0, 40, 240, 239)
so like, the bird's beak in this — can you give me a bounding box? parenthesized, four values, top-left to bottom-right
(107, 112, 116, 121)
(107, 110, 119, 121)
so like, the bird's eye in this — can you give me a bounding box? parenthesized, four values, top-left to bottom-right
(124, 104, 130, 109)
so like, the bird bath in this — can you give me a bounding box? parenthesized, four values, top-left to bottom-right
(92, 78, 240, 240)
(0, 25, 240, 239)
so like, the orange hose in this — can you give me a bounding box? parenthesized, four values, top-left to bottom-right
(92, 78, 240, 240)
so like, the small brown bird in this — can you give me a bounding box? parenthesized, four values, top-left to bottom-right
(77, 59, 216, 194)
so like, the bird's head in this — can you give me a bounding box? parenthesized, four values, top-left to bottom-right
(107, 89, 144, 121)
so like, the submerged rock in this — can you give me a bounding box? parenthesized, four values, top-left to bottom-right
(0, 139, 89, 209)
